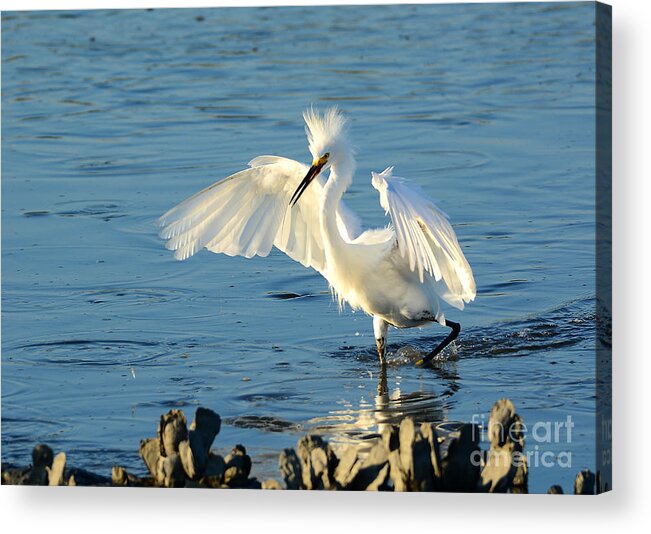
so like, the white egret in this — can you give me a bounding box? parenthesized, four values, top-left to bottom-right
(157, 108, 476, 366)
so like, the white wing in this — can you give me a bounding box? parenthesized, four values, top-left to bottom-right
(371, 167, 476, 308)
(157, 155, 359, 274)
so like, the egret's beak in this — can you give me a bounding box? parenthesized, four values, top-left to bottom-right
(290, 154, 329, 207)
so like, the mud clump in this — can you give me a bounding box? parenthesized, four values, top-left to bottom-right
(2, 443, 111, 487)
(477, 398, 528, 493)
(126, 406, 259, 489)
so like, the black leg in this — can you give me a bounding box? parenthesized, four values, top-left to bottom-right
(416, 320, 461, 367)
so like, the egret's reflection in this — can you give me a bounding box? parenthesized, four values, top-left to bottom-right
(306, 356, 459, 447)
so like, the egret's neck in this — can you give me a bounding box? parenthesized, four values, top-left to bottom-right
(320, 158, 355, 261)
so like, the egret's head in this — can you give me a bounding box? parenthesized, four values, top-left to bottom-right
(289, 151, 329, 207)
(290, 107, 354, 207)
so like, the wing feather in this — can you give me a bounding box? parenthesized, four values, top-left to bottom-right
(158, 155, 356, 274)
(371, 167, 476, 307)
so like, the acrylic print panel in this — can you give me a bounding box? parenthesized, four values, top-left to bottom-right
(1, 2, 611, 493)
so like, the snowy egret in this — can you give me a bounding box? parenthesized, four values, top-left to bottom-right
(157, 108, 476, 366)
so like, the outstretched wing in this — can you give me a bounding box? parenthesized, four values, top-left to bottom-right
(371, 167, 476, 308)
(158, 155, 346, 274)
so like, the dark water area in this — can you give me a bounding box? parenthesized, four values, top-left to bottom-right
(2, 3, 598, 493)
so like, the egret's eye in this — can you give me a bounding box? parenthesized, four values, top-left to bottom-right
(324, 152, 330, 159)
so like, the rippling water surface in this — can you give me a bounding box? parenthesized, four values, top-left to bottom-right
(2, 3, 598, 492)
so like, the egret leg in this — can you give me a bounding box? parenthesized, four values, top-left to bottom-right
(373, 316, 389, 365)
(376, 338, 386, 364)
(416, 320, 461, 367)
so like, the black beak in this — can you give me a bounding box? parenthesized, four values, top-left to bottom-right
(289, 162, 323, 207)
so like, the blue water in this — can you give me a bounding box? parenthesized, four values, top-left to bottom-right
(2, 3, 598, 493)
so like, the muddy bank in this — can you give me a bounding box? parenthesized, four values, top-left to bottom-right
(2, 398, 605, 494)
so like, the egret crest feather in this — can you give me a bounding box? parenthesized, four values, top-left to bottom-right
(303, 106, 352, 161)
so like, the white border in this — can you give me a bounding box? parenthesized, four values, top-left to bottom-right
(2, 0, 650, 532)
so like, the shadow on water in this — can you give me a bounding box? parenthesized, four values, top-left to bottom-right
(305, 362, 447, 446)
